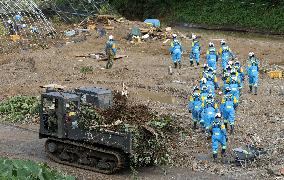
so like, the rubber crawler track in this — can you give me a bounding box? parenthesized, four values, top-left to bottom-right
(45, 138, 126, 174)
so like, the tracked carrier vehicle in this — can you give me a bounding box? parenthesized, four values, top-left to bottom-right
(39, 87, 132, 174)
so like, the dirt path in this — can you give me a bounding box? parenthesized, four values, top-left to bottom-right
(0, 20, 283, 179)
(0, 123, 235, 179)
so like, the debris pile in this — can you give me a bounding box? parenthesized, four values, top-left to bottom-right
(0, 1, 56, 53)
(79, 92, 175, 167)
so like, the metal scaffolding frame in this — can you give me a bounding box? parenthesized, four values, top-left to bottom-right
(41, 0, 110, 22)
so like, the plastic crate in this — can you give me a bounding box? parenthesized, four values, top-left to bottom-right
(268, 70, 282, 79)
(10, 35, 21, 42)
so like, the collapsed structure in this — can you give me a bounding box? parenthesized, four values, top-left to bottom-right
(0, 0, 55, 53)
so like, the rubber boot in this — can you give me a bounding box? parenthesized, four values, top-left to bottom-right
(213, 153, 218, 160)
(221, 149, 226, 157)
(224, 123, 228, 130)
(190, 61, 193, 66)
(230, 125, 234, 134)
(178, 62, 181, 69)
(168, 66, 173, 75)
(249, 85, 252, 93)
(255, 87, 257, 95)
(193, 122, 197, 130)
(174, 62, 177, 68)
(197, 62, 199, 66)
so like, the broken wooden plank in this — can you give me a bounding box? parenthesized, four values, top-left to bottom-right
(97, 15, 116, 19)
(104, 26, 115, 30)
(98, 55, 128, 61)
(76, 54, 128, 61)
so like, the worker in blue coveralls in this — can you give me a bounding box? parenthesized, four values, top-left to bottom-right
(211, 113, 227, 160)
(247, 52, 260, 67)
(206, 42, 218, 70)
(229, 75, 241, 101)
(190, 34, 201, 66)
(170, 34, 183, 69)
(14, 12, 23, 22)
(105, 35, 117, 69)
(14, 12, 23, 33)
(206, 67, 216, 78)
(222, 73, 231, 94)
(218, 40, 235, 70)
(188, 92, 203, 129)
(230, 69, 243, 97)
(247, 52, 259, 95)
(201, 64, 209, 78)
(205, 73, 219, 96)
(200, 85, 209, 103)
(234, 61, 245, 88)
(201, 94, 219, 133)
(223, 63, 233, 77)
(200, 77, 207, 90)
(221, 91, 238, 134)
(188, 86, 200, 113)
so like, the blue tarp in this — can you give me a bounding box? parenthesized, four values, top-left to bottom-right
(144, 19, 160, 27)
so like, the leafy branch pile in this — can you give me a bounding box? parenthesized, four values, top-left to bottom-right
(0, 96, 40, 123)
(79, 93, 177, 167)
(0, 157, 75, 180)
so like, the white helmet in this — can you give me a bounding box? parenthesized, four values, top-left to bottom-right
(172, 34, 177, 38)
(209, 42, 214, 47)
(215, 113, 221, 118)
(22, 24, 27, 28)
(231, 68, 237, 74)
(7, 19, 12, 24)
(248, 52, 255, 57)
(228, 61, 233, 66)
(201, 77, 207, 84)
(203, 64, 208, 68)
(192, 34, 197, 40)
(232, 76, 238, 82)
(221, 39, 226, 45)
(109, 35, 114, 40)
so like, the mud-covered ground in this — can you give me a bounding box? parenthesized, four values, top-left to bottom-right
(0, 20, 283, 179)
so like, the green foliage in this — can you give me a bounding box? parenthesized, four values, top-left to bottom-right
(80, 66, 93, 74)
(148, 115, 172, 130)
(0, 23, 8, 36)
(0, 96, 40, 123)
(172, 1, 284, 33)
(110, 0, 284, 33)
(0, 157, 75, 180)
(51, 15, 63, 25)
(99, 3, 116, 15)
